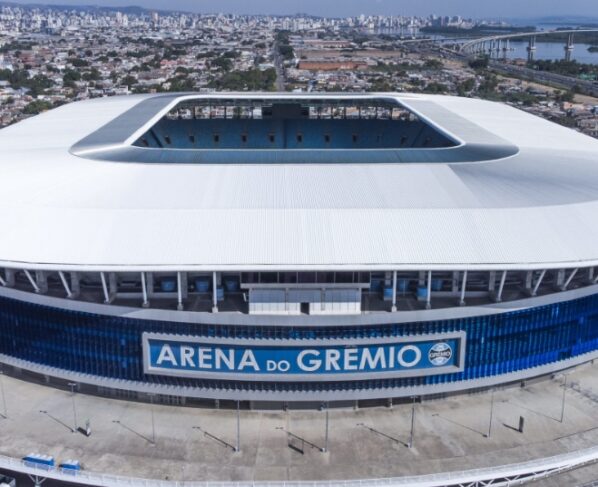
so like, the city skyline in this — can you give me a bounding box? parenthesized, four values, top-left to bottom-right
(2, 0, 598, 19)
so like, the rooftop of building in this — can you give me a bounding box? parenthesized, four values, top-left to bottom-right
(1, 92, 598, 271)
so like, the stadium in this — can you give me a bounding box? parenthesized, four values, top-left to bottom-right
(1, 92, 598, 408)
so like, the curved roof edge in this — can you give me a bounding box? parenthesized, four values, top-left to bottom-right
(69, 93, 519, 164)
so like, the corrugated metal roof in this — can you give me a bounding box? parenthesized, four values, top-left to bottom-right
(1, 92, 597, 271)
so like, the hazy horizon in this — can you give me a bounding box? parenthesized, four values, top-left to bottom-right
(2, 0, 598, 19)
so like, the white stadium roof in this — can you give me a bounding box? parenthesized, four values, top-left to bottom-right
(1, 92, 598, 272)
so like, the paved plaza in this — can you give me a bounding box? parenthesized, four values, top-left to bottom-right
(0, 364, 597, 485)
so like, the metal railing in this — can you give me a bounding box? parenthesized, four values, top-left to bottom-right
(3, 445, 598, 487)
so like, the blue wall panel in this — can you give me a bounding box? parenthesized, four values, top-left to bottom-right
(0, 294, 598, 393)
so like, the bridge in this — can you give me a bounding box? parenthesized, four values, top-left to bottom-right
(459, 29, 598, 62)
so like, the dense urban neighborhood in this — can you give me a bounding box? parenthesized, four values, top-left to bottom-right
(0, 4, 597, 137)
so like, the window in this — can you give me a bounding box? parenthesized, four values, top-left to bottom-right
(296, 133, 303, 143)
(213, 134, 220, 143)
(352, 134, 358, 143)
(241, 133, 248, 143)
(324, 134, 331, 144)
(164, 135, 171, 145)
(188, 134, 195, 144)
(268, 133, 275, 143)
(400, 136, 408, 146)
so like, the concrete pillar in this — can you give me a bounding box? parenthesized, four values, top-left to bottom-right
(70, 272, 80, 297)
(146, 272, 154, 298)
(391, 271, 397, 313)
(212, 271, 219, 313)
(527, 36, 536, 62)
(177, 272, 184, 311)
(525, 271, 533, 294)
(564, 34, 574, 62)
(556, 269, 566, 290)
(180, 271, 188, 299)
(4, 269, 15, 287)
(451, 271, 459, 293)
(141, 272, 150, 308)
(109, 272, 118, 299)
(426, 271, 432, 310)
(35, 270, 48, 294)
(488, 271, 497, 292)
(384, 271, 392, 287)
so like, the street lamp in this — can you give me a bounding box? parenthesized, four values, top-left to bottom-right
(0, 369, 7, 419)
(486, 389, 495, 438)
(235, 400, 240, 453)
(409, 396, 417, 449)
(560, 374, 568, 423)
(67, 382, 78, 433)
(148, 393, 156, 445)
(321, 402, 329, 453)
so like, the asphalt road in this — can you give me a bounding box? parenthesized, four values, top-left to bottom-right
(272, 41, 286, 91)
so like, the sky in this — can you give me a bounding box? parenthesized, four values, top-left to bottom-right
(5, 0, 598, 19)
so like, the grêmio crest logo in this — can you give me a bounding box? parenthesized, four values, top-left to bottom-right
(428, 342, 453, 366)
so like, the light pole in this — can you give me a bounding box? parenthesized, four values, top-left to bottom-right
(235, 400, 240, 453)
(409, 396, 417, 449)
(321, 402, 329, 453)
(148, 393, 156, 445)
(560, 375, 568, 423)
(67, 382, 78, 433)
(0, 369, 7, 419)
(486, 389, 495, 438)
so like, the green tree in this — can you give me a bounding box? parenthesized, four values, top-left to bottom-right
(63, 69, 82, 89)
(23, 99, 52, 115)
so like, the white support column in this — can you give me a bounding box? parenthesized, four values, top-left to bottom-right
(532, 269, 547, 297)
(177, 271, 183, 311)
(556, 269, 566, 289)
(70, 272, 80, 297)
(426, 270, 432, 310)
(588, 267, 595, 284)
(459, 270, 468, 307)
(0, 273, 5, 287)
(24, 270, 40, 293)
(109, 272, 118, 299)
(562, 268, 579, 291)
(58, 271, 73, 298)
(4, 269, 15, 287)
(180, 272, 188, 300)
(212, 271, 218, 313)
(488, 271, 497, 292)
(35, 270, 48, 294)
(391, 270, 397, 313)
(451, 271, 459, 293)
(496, 270, 507, 302)
(100, 272, 110, 304)
(146, 272, 154, 298)
(524, 271, 533, 293)
(141, 272, 149, 308)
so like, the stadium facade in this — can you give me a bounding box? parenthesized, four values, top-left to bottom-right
(1, 93, 598, 407)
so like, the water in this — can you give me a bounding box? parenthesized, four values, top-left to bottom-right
(506, 40, 598, 64)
